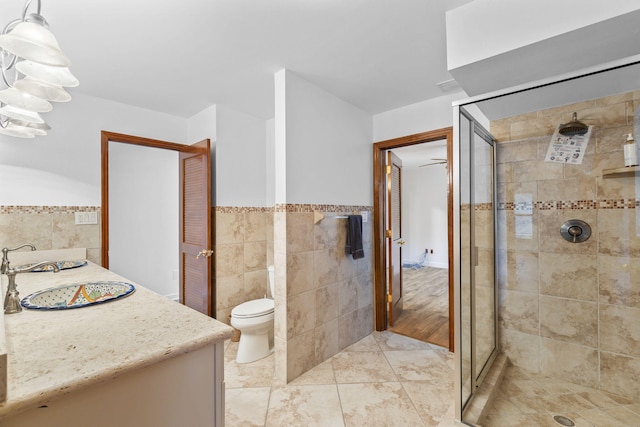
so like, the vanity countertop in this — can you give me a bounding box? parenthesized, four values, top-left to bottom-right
(0, 261, 232, 420)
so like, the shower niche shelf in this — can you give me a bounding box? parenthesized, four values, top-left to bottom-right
(602, 166, 640, 178)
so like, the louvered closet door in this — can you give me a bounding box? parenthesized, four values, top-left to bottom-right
(387, 150, 404, 326)
(179, 139, 212, 315)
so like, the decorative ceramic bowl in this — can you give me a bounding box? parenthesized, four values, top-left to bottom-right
(18, 259, 88, 272)
(21, 281, 135, 310)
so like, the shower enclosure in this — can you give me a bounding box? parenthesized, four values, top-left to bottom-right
(455, 57, 640, 425)
(454, 106, 498, 418)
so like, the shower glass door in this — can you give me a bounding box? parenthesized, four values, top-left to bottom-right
(456, 106, 497, 417)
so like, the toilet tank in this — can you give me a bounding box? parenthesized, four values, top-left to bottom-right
(268, 265, 275, 298)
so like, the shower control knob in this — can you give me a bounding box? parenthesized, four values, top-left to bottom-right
(568, 226, 582, 242)
(560, 220, 591, 243)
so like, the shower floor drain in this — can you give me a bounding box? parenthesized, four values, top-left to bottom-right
(553, 415, 576, 426)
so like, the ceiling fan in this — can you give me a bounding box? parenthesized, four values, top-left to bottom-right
(418, 158, 447, 167)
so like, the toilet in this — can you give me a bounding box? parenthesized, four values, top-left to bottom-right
(230, 265, 275, 363)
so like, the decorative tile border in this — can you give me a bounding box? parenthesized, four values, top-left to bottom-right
(460, 204, 494, 211)
(274, 203, 373, 213)
(214, 206, 274, 213)
(0, 206, 100, 214)
(498, 199, 638, 211)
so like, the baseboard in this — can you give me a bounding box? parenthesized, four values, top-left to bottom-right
(428, 261, 448, 269)
(165, 293, 179, 302)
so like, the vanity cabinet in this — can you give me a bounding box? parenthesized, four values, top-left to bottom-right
(0, 253, 232, 427)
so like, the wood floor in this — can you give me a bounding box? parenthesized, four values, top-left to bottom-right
(388, 267, 449, 349)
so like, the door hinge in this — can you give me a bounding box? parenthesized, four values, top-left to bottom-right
(387, 294, 392, 303)
(386, 229, 392, 238)
(386, 165, 391, 174)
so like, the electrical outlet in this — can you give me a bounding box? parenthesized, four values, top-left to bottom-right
(430, 249, 434, 254)
(425, 248, 429, 254)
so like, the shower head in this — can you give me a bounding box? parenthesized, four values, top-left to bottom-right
(559, 112, 589, 136)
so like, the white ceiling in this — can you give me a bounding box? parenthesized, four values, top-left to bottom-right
(2, 0, 473, 120)
(392, 139, 447, 169)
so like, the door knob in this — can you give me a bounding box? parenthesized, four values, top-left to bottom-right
(196, 249, 214, 259)
(398, 240, 406, 245)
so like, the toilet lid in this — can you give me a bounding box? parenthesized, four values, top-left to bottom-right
(232, 298, 274, 318)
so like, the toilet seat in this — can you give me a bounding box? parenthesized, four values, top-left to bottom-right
(231, 298, 274, 318)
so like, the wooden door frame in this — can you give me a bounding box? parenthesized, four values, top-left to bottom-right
(100, 131, 192, 269)
(373, 127, 454, 352)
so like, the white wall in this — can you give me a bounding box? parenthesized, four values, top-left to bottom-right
(274, 71, 287, 205)
(277, 69, 373, 205)
(108, 142, 179, 299)
(187, 105, 217, 202)
(265, 118, 275, 206)
(401, 166, 448, 268)
(188, 105, 217, 143)
(373, 92, 464, 142)
(0, 92, 188, 206)
(214, 105, 268, 207)
(446, 0, 640, 70)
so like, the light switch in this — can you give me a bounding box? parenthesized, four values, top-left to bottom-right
(361, 211, 368, 223)
(75, 212, 98, 225)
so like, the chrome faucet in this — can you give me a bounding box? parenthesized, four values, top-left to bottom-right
(1, 243, 36, 274)
(4, 261, 60, 314)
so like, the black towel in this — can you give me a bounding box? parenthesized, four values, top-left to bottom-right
(345, 215, 364, 260)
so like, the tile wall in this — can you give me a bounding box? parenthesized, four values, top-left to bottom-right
(214, 207, 274, 322)
(273, 204, 374, 383)
(0, 206, 101, 264)
(491, 90, 640, 400)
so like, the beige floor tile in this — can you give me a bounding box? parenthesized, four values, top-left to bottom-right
(384, 349, 452, 382)
(402, 381, 453, 426)
(373, 330, 440, 351)
(580, 407, 633, 427)
(601, 406, 640, 425)
(338, 382, 425, 427)
(344, 333, 380, 352)
(506, 393, 549, 414)
(332, 351, 397, 383)
(626, 403, 640, 415)
(436, 404, 458, 427)
(225, 342, 275, 388)
(499, 412, 560, 427)
(225, 387, 270, 427)
(287, 358, 335, 386)
(575, 390, 620, 409)
(486, 395, 524, 415)
(266, 384, 345, 427)
(223, 332, 458, 426)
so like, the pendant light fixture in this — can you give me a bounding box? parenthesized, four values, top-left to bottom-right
(0, 0, 77, 138)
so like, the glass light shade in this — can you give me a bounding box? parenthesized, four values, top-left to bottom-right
(0, 122, 37, 138)
(16, 60, 78, 87)
(0, 87, 52, 112)
(0, 22, 70, 67)
(9, 118, 50, 131)
(9, 121, 46, 136)
(0, 104, 44, 123)
(14, 77, 70, 102)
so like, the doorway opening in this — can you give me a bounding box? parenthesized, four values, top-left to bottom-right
(373, 127, 454, 351)
(100, 131, 214, 316)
